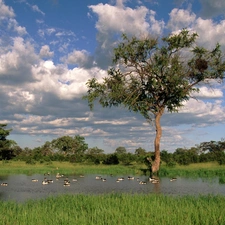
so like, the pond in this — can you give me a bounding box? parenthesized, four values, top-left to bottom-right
(1, 173, 225, 202)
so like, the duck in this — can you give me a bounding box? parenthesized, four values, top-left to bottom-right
(80, 175, 84, 178)
(42, 180, 49, 185)
(64, 180, 70, 185)
(96, 176, 102, 180)
(151, 179, 160, 184)
(117, 177, 124, 181)
(139, 181, 147, 185)
(31, 179, 38, 182)
(56, 173, 62, 179)
(170, 178, 177, 182)
(72, 178, 77, 182)
(128, 176, 135, 180)
(101, 178, 106, 182)
(47, 179, 53, 183)
(63, 182, 70, 187)
(1, 183, 8, 186)
(149, 177, 159, 183)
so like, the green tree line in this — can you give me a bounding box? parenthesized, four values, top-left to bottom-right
(1, 123, 225, 166)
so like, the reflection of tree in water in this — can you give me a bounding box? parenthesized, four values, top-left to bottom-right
(152, 181, 160, 194)
(151, 176, 161, 194)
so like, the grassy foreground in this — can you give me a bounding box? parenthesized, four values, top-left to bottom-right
(1, 193, 225, 225)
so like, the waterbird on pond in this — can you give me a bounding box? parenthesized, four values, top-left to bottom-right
(63, 182, 70, 187)
(117, 177, 124, 181)
(56, 173, 62, 178)
(72, 179, 77, 182)
(32, 179, 38, 182)
(151, 179, 159, 184)
(170, 178, 177, 182)
(42, 180, 49, 185)
(80, 175, 84, 178)
(139, 181, 147, 185)
(1, 183, 8, 186)
(96, 176, 102, 180)
(149, 177, 159, 184)
(101, 178, 106, 182)
(128, 176, 135, 180)
(47, 179, 53, 183)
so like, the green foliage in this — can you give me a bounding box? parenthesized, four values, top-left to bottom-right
(117, 152, 136, 165)
(135, 147, 147, 156)
(102, 154, 119, 165)
(84, 29, 225, 119)
(0, 124, 17, 160)
(51, 135, 88, 155)
(115, 146, 127, 154)
(25, 158, 36, 165)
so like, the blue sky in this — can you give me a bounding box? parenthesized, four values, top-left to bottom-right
(1, 0, 225, 153)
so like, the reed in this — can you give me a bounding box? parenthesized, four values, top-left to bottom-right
(0, 193, 224, 225)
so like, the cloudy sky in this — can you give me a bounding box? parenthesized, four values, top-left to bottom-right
(1, 0, 225, 153)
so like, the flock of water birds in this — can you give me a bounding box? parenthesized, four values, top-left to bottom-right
(0, 172, 177, 187)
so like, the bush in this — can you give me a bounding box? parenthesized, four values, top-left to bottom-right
(25, 158, 36, 165)
(166, 160, 176, 167)
(102, 154, 119, 165)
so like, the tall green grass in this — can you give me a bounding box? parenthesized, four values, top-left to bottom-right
(1, 161, 225, 178)
(0, 161, 142, 176)
(0, 193, 224, 225)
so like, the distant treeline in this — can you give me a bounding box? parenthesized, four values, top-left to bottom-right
(1, 124, 225, 166)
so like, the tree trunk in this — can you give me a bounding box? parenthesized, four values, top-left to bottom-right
(151, 110, 163, 174)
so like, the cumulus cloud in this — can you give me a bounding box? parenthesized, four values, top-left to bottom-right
(62, 50, 94, 68)
(0, 0, 15, 18)
(39, 45, 54, 58)
(167, 8, 196, 30)
(199, 0, 225, 18)
(0, 37, 38, 84)
(89, 3, 164, 68)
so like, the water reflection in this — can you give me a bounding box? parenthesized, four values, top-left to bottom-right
(0, 174, 225, 202)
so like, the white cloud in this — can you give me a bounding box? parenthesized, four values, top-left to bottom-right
(0, 37, 38, 83)
(62, 49, 93, 68)
(39, 45, 54, 58)
(199, 0, 225, 18)
(167, 8, 196, 30)
(31, 5, 45, 16)
(193, 86, 223, 98)
(89, 4, 150, 37)
(0, 0, 15, 18)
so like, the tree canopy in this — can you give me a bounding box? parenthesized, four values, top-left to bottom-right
(0, 124, 17, 160)
(84, 29, 225, 173)
(51, 135, 88, 155)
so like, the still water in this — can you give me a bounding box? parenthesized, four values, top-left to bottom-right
(1, 174, 225, 202)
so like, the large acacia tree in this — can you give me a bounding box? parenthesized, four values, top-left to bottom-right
(84, 29, 225, 173)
